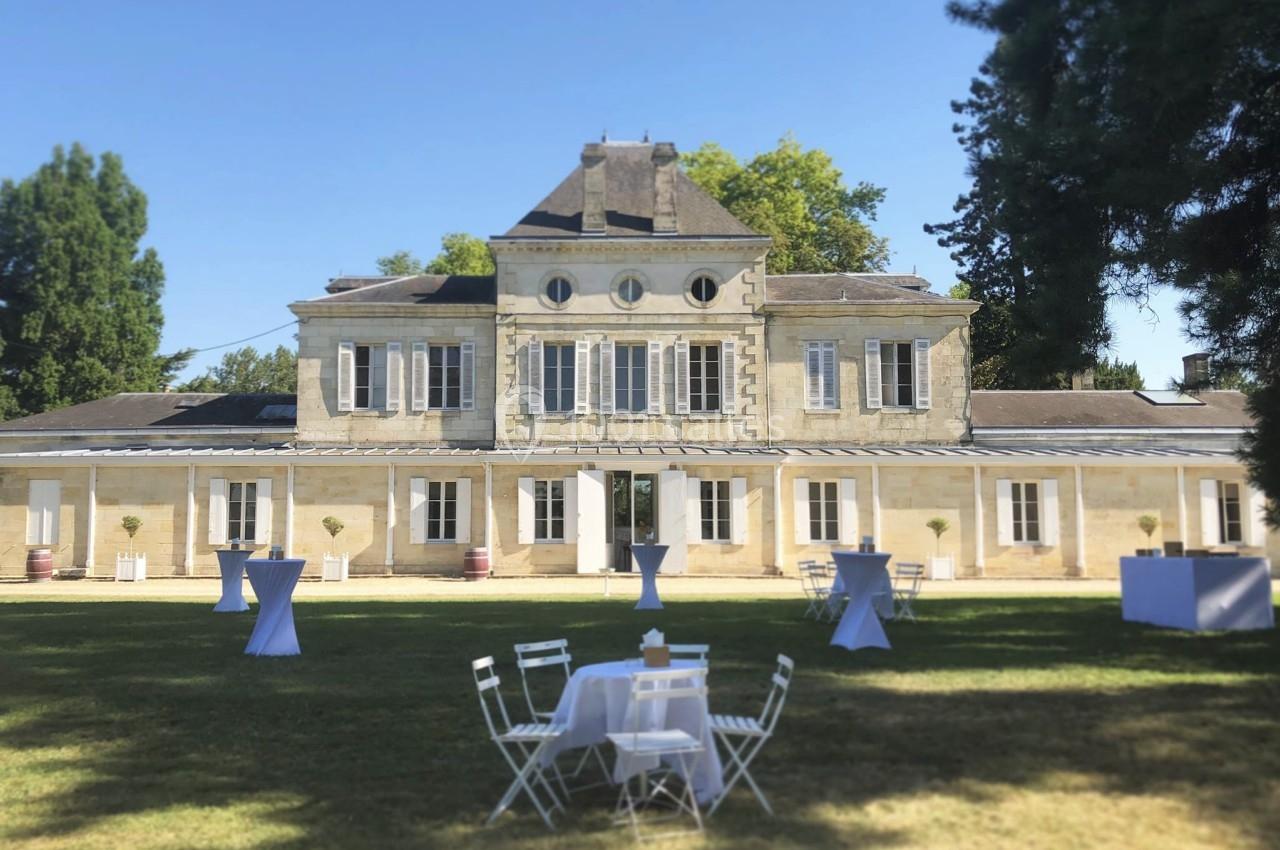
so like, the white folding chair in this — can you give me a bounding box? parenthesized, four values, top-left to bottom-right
(470, 656, 567, 830)
(514, 638, 608, 787)
(637, 642, 710, 664)
(890, 562, 926, 622)
(802, 565, 843, 623)
(797, 560, 821, 619)
(708, 653, 794, 816)
(607, 666, 709, 842)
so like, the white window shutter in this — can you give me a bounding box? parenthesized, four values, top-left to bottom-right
(722, 340, 738, 415)
(822, 342, 837, 409)
(1040, 478, 1060, 546)
(337, 341, 355, 412)
(913, 338, 931, 410)
(865, 339, 882, 409)
(995, 479, 1014, 546)
(255, 478, 273, 544)
(384, 342, 402, 412)
(409, 478, 427, 544)
(26, 480, 59, 546)
(208, 478, 228, 546)
(838, 478, 858, 545)
(674, 340, 690, 414)
(527, 338, 544, 415)
(1200, 479, 1220, 546)
(460, 341, 476, 411)
(1246, 485, 1267, 547)
(646, 340, 662, 414)
(793, 477, 811, 545)
(599, 341, 615, 415)
(686, 477, 701, 543)
(805, 343, 821, 409)
(731, 477, 748, 545)
(411, 342, 427, 412)
(517, 477, 535, 544)
(454, 478, 471, 544)
(562, 476, 578, 542)
(574, 340, 590, 415)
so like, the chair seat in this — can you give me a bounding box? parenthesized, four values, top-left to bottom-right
(607, 729, 703, 755)
(709, 714, 765, 737)
(501, 722, 566, 742)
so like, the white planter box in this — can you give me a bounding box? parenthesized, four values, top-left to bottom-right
(323, 552, 349, 581)
(116, 553, 147, 582)
(927, 555, 955, 581)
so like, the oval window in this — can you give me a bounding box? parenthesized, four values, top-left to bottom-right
(618, 277, 644, 304)
(691, 276, 718, 304)
(546, 277, 572, 305)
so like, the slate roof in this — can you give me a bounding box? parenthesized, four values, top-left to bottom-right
(500, 143, 760, 239)
(971, 390, 1253, 429)
(325, 275, 400, 294)
(765, 273, 955, 304)
(315, 275, 497, 305)
(0, 393, 298, 432)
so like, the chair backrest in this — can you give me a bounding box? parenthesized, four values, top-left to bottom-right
(635, 643, 710, 663)
(624, 666, 709, 749)
(803, 568, 830, 594)
(757, 653, 795, 735)
(513, 638, 572, 720)
(471, 655, 513, 740)
(894, 562, 926, 593)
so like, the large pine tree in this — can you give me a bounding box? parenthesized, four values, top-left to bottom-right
(0, 144, 185, 419)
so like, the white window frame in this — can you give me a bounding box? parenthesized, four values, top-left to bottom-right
(542, 343, 576, 414)
(1010, 480, 1041, 544)
(689, 343, 721, 413)
(805, 341, 838, 410)
(699, 479, 731, 542)
(808, 480, 840, 542)
(879, 339, 916, 408)
(428, 343, 462, 411)
(614, 342, 648, 413)
(354, 344, 387, 410)
(227, 481, 258, 544)
(426, 480, 458, 541)
(534, 479, 566, 542)
(1218, 481, 1244, 544)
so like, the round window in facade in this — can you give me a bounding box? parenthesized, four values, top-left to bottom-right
(691, 275, 718, 305)
(618, 276, 644, 304)
(545, 276, 572, 305)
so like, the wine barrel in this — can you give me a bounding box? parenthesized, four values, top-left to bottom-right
(463, 547, 490, 582)
(26, 548, 53, 583)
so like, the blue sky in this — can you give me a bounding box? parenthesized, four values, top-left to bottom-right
(0, 0, 1190, 387)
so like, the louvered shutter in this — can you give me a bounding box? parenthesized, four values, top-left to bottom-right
(385, 342, 402, 412)
(838, 478, 857, 545)
(793, 478, 811, 545)
(674, 340, 690, 414)
(1199, 479, 1220, 546)
(411, 343, 427, 412)
(454, 478, 471, 544)
(410, 478, 427, 544)
(574, 340, 590, 415)
(805, 343, 821, 409)
(865, 339, 882, 409)
(460, 341, 476, 411)
(1040, 478, 1060, 546)
(517, 477, 535, 544)
(722, 339, 737, 414)
(730, 477, 748, 545)
(255, 478, 273, 544)
(1246, 485, 1267, 547)
(599, 341, 615, 414)
(821, 342, 837, 409)
(337, 341, 355, 412)
(686, 477, 702, 543)
(562, 476, 578, 542)
(208, 478, 228, 546)
(527, 338, 544, 415)
(26, 480, 59, 546)
(995, 479, 1014, 546)
(913, 338, 931, 410)
(646, 340, 662, 414)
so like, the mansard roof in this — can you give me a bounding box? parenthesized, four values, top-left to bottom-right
(764, 273, 953, 304)
(499, 142, 760, 239)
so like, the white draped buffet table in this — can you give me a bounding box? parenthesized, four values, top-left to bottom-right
(1120, 556, 1274, 632)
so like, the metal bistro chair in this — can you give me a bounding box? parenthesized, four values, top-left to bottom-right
(708, 653, 795, 816)
(637, 642, 711, 664)
(797, 560, 821, 619)
(470, 656, 567, 830)
(514, 638, 609, 787)
(889, 562, 926, 622)
(608, 666, 710, 842)
(802, 564, 843, 623)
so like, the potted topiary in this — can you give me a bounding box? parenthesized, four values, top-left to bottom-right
(321, 515, 348, 581)
(1137, 514, 1160, 556)
(926, 517, 954, 580)
(116, 515, 147, 581)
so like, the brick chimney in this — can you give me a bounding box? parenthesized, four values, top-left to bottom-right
(1183, 352, 1211, 388)
(581, 143, 607, 234)
(651, 142, 678, 234)
(1070, 369, 1095, 390)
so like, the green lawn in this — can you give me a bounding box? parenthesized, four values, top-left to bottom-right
(1, 593, 1278, 850)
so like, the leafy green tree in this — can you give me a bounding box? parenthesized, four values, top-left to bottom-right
(177, 345, 296, 393)
(0, 144, 188, 419)
(1093, 358, 1144, 391)
(375, 250, 424, 276)
(683, 137, 890, 275)
(376, 233, 494, 278)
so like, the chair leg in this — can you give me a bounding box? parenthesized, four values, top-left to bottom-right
(489, 740, 558, 829)
(709, 731, 772, 817)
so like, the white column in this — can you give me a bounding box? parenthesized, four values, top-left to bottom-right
(484, 462, 493, 551)
(1176, 465, 1188, 544)
(85, 464, 97, 574)
(871, 463, 881, 547)
(285, 464, 295, 558)
(184, 464, 195, 575)
(385, 464, 395, 569)
(973, 465, 985, 576)
(772, 463, 783, 572)
(1074, 465, 1086, 576)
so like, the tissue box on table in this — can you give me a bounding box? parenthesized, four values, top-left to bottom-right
(641, 628, 669, 667)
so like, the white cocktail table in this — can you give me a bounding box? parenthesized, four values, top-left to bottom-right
(214, 549, 251, 613)
(244, 558, 305, 656)
(1121, 556, 1274, 631)
(829, 551, 893, 650)
(631, 544, 667, 611)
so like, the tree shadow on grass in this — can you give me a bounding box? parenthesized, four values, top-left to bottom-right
(0, 597, 1276, 849)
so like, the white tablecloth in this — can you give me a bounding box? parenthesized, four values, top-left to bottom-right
(830, 551, 894, 650)
(214, 549, 251, 613)
(244, 559, 305, 656)
(632, 544, 666, 610)
(1121, 556, 1274, 631)
(543, 659, 722, 802)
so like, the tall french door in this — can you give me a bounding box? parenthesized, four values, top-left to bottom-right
(606, 471, 658, 571)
